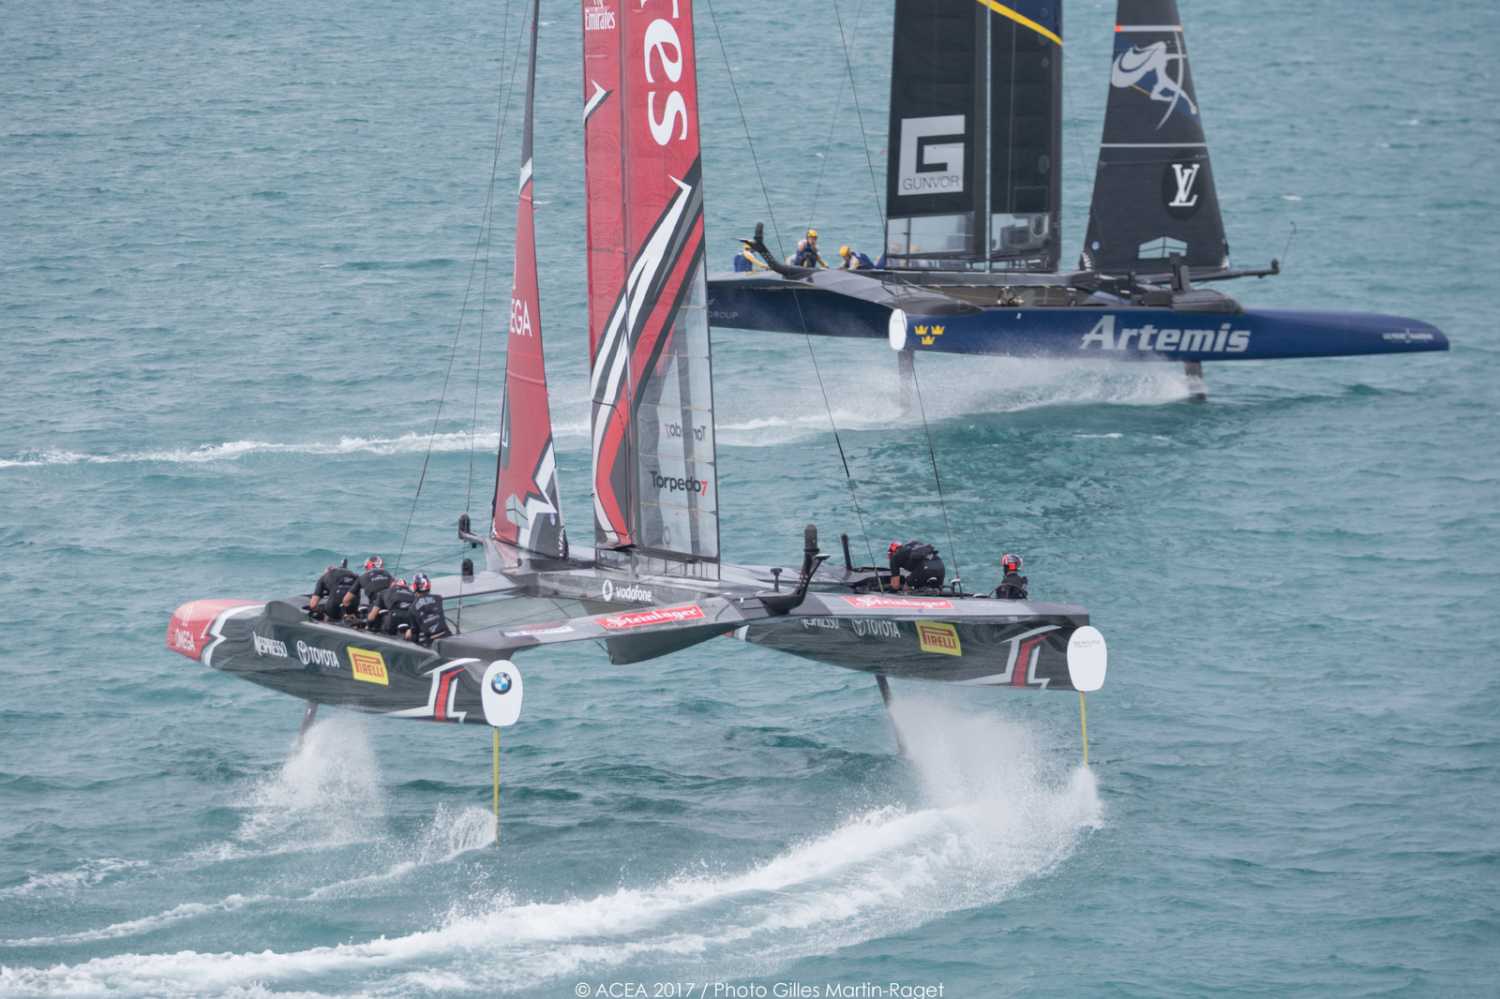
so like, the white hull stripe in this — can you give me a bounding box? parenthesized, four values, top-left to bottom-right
(953, 625, 1060, 686)
(386, 659, 481, 722)
(202, 605, 265, 668)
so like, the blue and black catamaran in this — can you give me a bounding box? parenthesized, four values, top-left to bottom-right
(706, 0, 1447, 395)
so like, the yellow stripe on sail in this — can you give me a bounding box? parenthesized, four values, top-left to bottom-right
(975, 0, 1063, 46)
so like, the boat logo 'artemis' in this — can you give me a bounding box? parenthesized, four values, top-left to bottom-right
(1111, 38, 1198, 128)
(1080, 316, 1249, 354)
(896, 115, 965, 196)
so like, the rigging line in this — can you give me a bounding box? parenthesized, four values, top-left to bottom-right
(702, 0, 786, 257)
(803, 0, 867, 232)
(830, 0, 885, 232)
(398, 5, 533, 574)
(467, 0, 520, 515)
(702, 0, 874, 566)
(800, 328, 880, 572)
(906, 357, 961, 590)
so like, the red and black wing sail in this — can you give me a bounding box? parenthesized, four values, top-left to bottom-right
(493, 0, 567, 560)
(582, 0, 719, 567)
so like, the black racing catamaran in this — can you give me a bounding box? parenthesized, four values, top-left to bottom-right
(705, 0, 1447, 394)
(167, 0, 1109, 742)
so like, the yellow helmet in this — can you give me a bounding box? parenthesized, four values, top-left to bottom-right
(838, 244, 851, 257)
(806, 228, 818, 239)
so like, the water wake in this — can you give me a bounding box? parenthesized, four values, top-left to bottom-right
(0, 700, 1100, 995)
(1, 357, 1189, 469)
(0, 859, 149, 899)
(5, 732, 495, 948)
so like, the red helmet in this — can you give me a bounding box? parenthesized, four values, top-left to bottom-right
(412, 573, 431, 594)
(394, 578, 409, 589)
(364, 555, 384, 570)
(888, 540, 902, 556)
(1001, 553, 1022, 573)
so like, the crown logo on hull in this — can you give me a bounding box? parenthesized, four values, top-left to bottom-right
(916, 324, 945, 346)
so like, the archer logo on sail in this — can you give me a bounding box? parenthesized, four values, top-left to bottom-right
(1110, 37, 1198, 128)
(915, 324, 945, 346)
(584, 0, 616, 31)
(897, 115, 965, 196)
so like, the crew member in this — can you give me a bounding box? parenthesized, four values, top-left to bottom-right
(368, 577, 416, 637)
(732, 239, 768, 272)
(342, 555, 393, 623)
(994, 553, 1029, 600)
(408, 573, 452, 646)
(887, 539, 945, 592)
(837, 244, 874, 270)
(790, 228, 826, 268)
(308, 563, 358, 622)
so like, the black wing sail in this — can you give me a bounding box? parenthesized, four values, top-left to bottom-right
(1081, 0, 1228, 274)
(884, 0, 1062, 271)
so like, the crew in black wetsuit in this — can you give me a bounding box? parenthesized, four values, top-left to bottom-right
(887, 540, 946, 591)
(368, 578, 416, 637)
(994, 553, 1029, 600)
(408, 573, 451, 646)
(342, 555, 393, 624)
(308, 564, 358, 621)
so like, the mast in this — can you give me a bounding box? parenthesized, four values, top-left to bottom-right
(1081, 0, 1229, 273)
(492, 0, 566, 560)
(581, 0, 720, 574)
(883, 0, 1061, 272)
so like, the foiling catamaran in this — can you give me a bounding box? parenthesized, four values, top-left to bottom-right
(167, 0, 1109, 750)
(705, 0, 1448, 397)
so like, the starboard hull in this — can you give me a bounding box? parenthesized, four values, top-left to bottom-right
(707, 276, 1448, 361)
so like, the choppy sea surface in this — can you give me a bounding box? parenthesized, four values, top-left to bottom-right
(2, 0, 1498, 995)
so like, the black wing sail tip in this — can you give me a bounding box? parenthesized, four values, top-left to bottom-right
(1084, 0, 1230, 275)
(884, 0, 1062, 272)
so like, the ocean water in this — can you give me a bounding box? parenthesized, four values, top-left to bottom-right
(2, 0, 1498, 995)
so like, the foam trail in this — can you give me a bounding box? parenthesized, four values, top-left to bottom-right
(0, 701, 1100, 995)
(6, 804, 497, 950)
(187, 716, 385, 864)
(0, 859, 149, 899)
(3, 895, 273, 948)
(0, 356, 1189, 468)
(715, 353, 1194, 446)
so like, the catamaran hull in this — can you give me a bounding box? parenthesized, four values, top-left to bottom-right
(708, 279, 1447, 361)
(167, 599, 488, 723)
(741, 612, 1083, 687)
